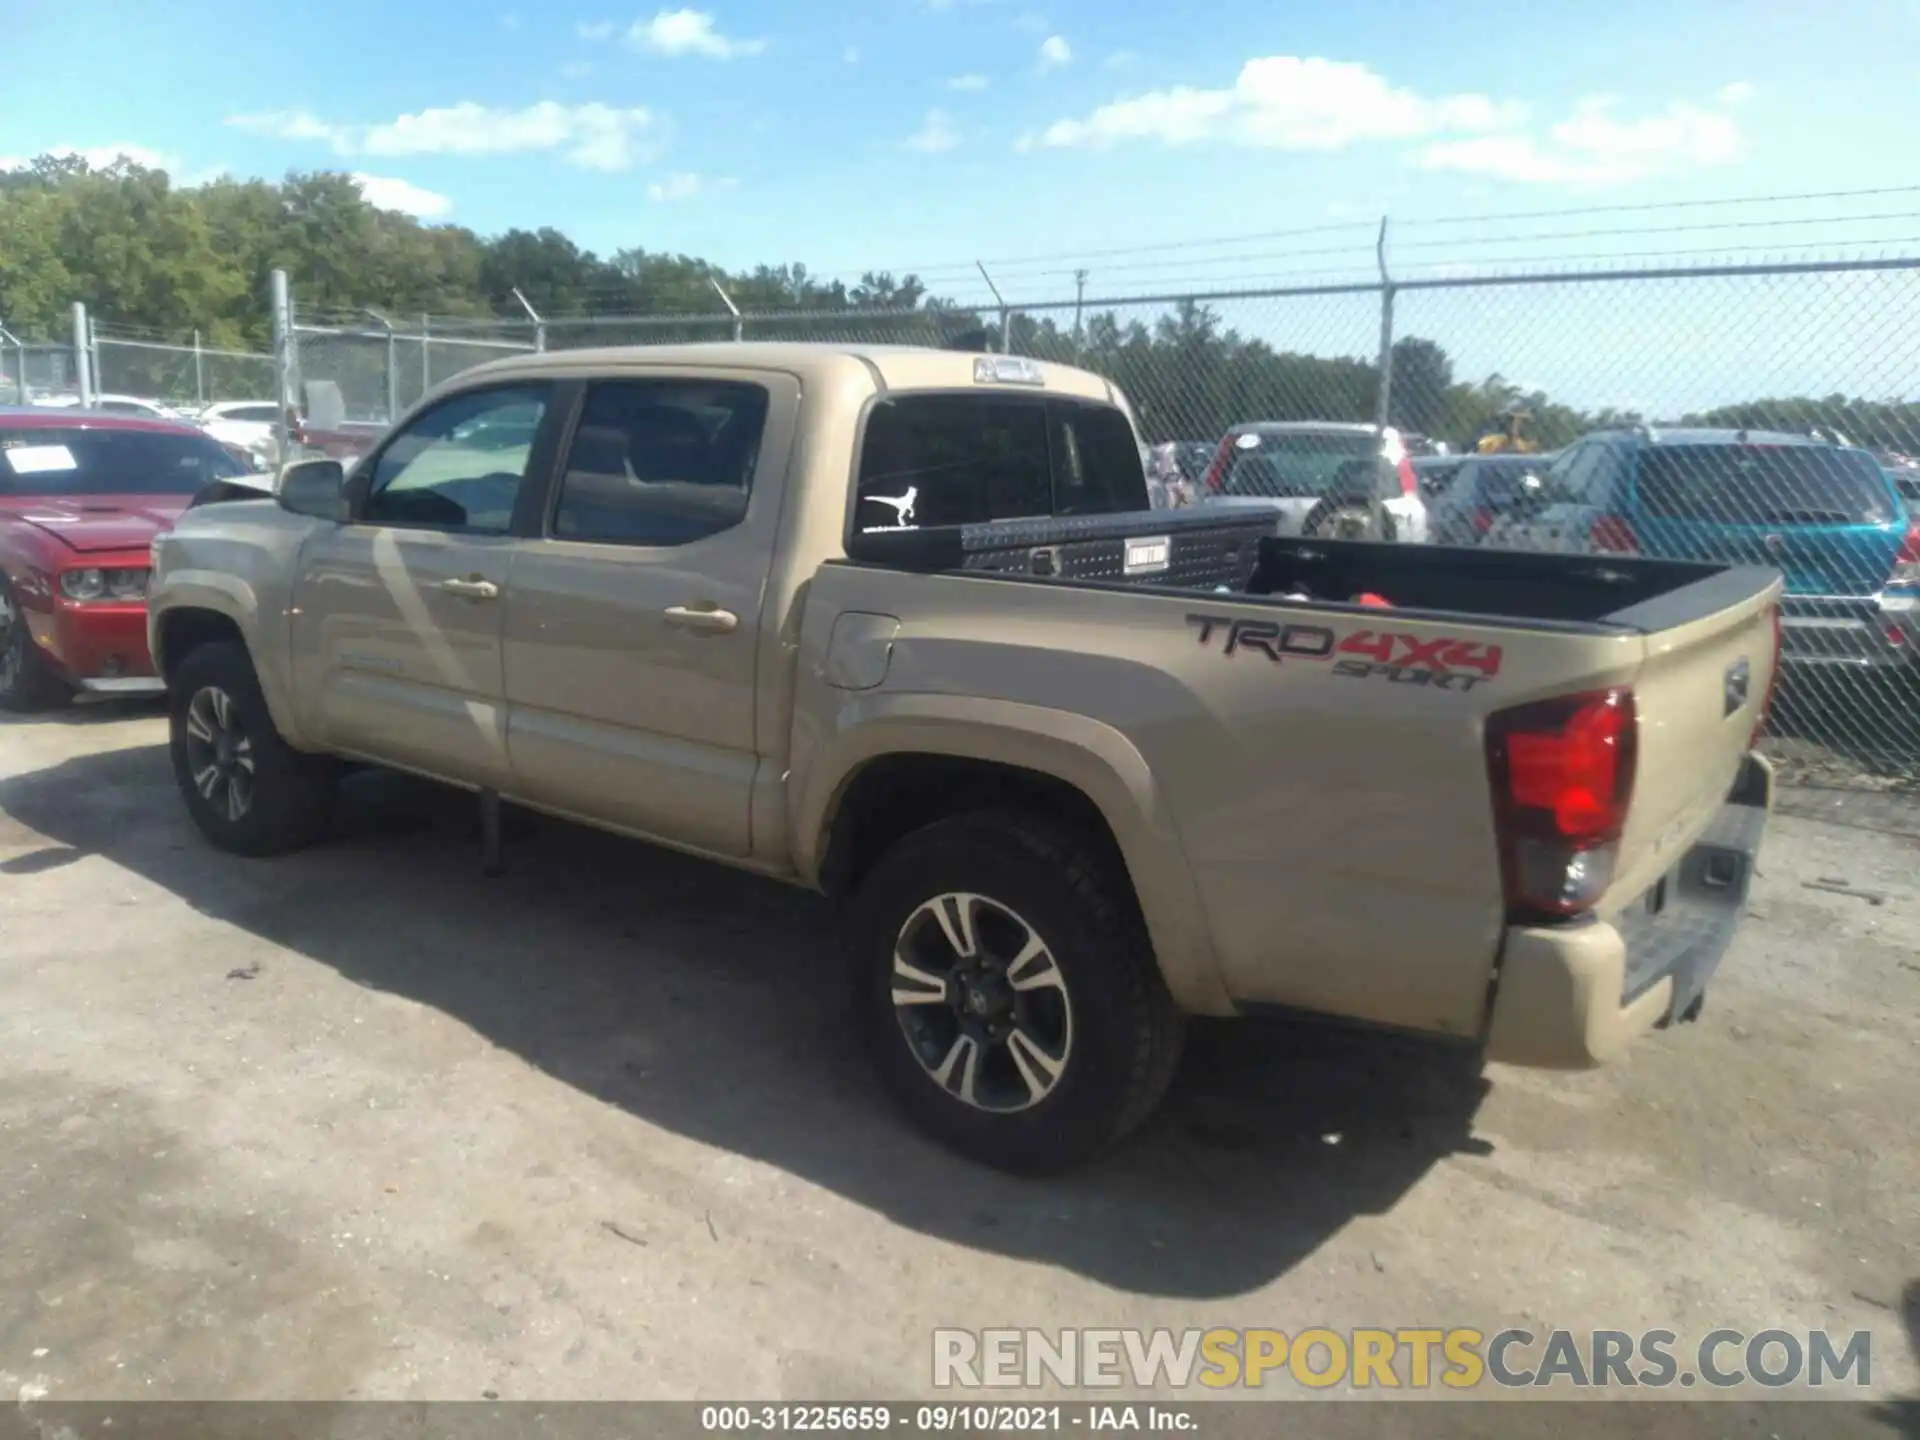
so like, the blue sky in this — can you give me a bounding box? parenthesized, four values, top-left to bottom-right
(6, 0, 1920, 408)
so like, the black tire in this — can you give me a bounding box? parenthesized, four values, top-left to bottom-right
(0, 576, 73, 712)
(852, 808, 1185, 1173)
(169, 641, 333, 857)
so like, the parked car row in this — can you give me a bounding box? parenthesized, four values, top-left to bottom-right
(1149, 415, 1916, 683)
(27, 391, 283, 471)
(3, 348, 1786, 1173)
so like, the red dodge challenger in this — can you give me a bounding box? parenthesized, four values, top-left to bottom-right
(0, 406, 257, 710)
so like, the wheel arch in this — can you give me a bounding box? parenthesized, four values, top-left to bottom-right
(795, 697, 1232, 1016)
(150, 580, 307, 747)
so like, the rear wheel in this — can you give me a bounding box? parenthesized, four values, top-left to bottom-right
(853, 808, 1185, 1173)
(0, 577, 71, 712)
(170, 641, 333, 856)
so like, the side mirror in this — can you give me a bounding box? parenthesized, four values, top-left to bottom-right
(277, 458, 349, 522)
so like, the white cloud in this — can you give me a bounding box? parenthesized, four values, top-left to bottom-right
(576, 19, 615, 38)
(1415, 95, 1741, 188)
(352, 172, 454, 217)
(226, 110, 334, 141)
(1718, 80, 1756, 106)
(1030, 56, 1516, 150)
(225, 101, 660, 171)
(628, 8, 765, 58)
(1036, 34, 1071, 71)
(646, 170, 737, 201)
(946, 73, 989, 91)
(1103, 49, 1136, 69)
(904, 108, 960, 153)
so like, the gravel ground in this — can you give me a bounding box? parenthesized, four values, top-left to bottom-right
(0, 703, 1915, 1431)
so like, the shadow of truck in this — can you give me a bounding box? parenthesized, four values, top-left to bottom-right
(0, 740, 1492, 1300)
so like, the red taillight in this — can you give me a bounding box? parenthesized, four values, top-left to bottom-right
(1201, 437, 1234, 495)
(1472, 507, 1494, 535)
(1589, 515, 1638, 554)
(1890, 520, 1920, 589)
(1486, 688, 1638, 919)
(1396, 453, 1418, 497)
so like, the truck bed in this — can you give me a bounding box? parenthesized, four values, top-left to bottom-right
(846, 506, 1767, 634)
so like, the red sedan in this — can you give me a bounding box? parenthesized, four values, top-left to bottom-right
(0, 406, 255, 710)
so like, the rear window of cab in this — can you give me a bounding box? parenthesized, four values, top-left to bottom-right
(854, 393, 1148, 532)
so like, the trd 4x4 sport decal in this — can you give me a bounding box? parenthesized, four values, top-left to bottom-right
(1187, 616, 1503, 691)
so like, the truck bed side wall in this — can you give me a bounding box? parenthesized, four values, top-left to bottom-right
(791, 564, 1651, 1036)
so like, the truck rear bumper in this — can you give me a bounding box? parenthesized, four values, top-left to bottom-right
(1484, 752, 1773, 1069)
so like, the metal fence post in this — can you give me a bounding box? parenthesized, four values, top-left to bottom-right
(420, 314, 431, 395)
(365, 308, 399, 423)
(512, 287, 548, 352)
(976, 262, 1010, 354)
(0, 325, 18, 402)
(193, 329, 205, 406)
(1373, 217, 1395, 432)
(270, 269, 292, 462)
(709, 278, 743, 342)
(71, 302, 93, 407)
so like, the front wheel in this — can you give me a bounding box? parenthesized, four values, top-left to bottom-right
(853, 808, 1185, 1173)
(0, 577, 72, 712)
(169, 641, 334, 856)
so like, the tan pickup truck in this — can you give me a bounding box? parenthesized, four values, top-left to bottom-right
(149, 344, 1782, 1171)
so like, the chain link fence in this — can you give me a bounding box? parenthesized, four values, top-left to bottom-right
(92, 335, 276, 411)
(0, 340, 80, 404)
(277, 259, 1920, 791)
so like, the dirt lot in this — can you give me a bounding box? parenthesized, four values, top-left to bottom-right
(0, 704, 1916, 1427)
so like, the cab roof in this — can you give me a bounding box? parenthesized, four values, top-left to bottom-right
(449, 342, 1121, 405)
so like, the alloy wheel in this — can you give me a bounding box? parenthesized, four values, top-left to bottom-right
(890, 891, 1074, 1113)
(183, 685, 256, 823)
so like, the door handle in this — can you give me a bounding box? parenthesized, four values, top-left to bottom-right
(441, 576, 500, 601)
(664, 604, 739, 635)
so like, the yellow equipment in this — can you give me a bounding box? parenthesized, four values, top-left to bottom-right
(1474, 404, 1541, 455)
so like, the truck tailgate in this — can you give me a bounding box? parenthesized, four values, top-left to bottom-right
(1603, 567, 1782, 914)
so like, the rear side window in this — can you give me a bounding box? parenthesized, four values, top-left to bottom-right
(552, 379, 769, 546)
(1634, 445, 1895, 526)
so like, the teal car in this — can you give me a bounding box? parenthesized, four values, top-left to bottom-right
(1491, 427, 1918, 673)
